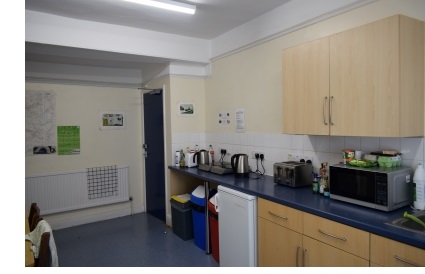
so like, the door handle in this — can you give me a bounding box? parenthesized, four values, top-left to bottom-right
(143, 144, 148, 158)
(214, 193, 219, 212)
(330, 96, 334, 126)
(318, 229, 347, 241)
(394, 255, 422, 267)
(267, 211, 288, 220)
(323, 96, 328, 125)
(296, 246, 300, 267)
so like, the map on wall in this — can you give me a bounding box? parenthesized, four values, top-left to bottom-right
(25, 91, 57, 156)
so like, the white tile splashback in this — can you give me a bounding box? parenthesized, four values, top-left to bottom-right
(172, 132, 425, 176)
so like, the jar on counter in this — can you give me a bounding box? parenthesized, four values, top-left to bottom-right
(319, 175, 328, 195)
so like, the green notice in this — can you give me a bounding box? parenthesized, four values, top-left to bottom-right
(57, 126, 80, 155)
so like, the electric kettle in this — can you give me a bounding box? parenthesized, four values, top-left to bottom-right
(194, 149, 209, 166)
(231, 154, 250, 177)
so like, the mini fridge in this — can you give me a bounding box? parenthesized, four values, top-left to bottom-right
(216, 185, 257, 267)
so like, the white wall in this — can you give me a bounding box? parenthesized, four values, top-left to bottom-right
(25, 82, 145, 229)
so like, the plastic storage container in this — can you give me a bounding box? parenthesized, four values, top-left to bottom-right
(413, 163, 425, 210)
(170, 194, 193, 241)
(191, 185, 206, 251)
(208, 194, 219, 263)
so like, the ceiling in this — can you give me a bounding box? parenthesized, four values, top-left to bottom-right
(25, 0, 290, 40)
(25, 0, 293, 74)
(25, 0, 375, 81)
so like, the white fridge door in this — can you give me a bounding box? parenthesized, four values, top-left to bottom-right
(217, 185, 257, 267)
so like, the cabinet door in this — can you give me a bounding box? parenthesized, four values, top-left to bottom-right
(258, 217, 303, 267)
(370, 234, 425, 267)
(282, 37, 329, 135)
(330, 16, 400, 136)
(303, 236, 369, 267)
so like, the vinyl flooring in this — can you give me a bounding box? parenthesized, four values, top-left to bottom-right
(53, 212, 219, 267)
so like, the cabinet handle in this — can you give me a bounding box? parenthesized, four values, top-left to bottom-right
(303, 248, 307, 267)
(322, 96, 328, 125)
(267, 211, 288, 220)
(296, 246, 300, 267)
(318, 229, 347, 241)
(329, 96, 334, 125)
(394, 255, 422, 267)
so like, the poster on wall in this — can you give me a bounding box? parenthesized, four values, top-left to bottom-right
(235, 108, 245, 133)
(178, 102, 195, 116)
(99, 111, 126, 130)
(57, 126, 80, 155)
(25, 90, 57, 156)
(218, 111, 231, 127)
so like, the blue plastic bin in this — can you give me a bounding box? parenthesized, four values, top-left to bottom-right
(191, 185, 206, 251)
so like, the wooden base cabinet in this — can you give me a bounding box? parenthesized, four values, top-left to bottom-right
(370, 234, 425, 267)
(257, 198, 370, 266)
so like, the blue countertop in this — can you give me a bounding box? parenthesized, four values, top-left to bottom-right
(169, 165, 425, 250)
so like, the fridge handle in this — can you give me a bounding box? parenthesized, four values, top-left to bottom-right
(214, 193, 219, 212)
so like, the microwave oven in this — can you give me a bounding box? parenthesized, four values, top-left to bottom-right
(329, 164, 413, 212)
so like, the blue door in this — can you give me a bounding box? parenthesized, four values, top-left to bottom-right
(143, 89, 165, 222)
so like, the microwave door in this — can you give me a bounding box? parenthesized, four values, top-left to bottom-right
(393, 173, 412, 205)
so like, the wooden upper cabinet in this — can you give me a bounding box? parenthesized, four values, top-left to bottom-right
(282, 37, 330, 135)
(330, 15, 424, 137)
(282, 15, 424, 137)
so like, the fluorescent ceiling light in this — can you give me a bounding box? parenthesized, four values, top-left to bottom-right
(123, 0, 196, 14)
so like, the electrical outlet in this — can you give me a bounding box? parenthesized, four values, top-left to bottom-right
(251, 151, 264, 159)
(288, 154, 313, 165)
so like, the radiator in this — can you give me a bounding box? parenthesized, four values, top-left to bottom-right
(25, 165, 130, 215)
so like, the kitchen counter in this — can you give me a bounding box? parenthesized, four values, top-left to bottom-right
(169, 165, 425, 250)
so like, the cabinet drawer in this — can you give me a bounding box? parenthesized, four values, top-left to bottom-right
(303, 236, 369, 267)
(258, 198, 302, 232)
(370, 234, 425, 267)
(303, 213, 369, 259)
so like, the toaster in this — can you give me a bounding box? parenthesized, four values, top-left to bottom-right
(273, 161, 313, 188)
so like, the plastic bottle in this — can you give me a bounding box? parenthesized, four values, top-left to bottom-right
(319, 175, 328, 195)
(209, 145, 215, 165)
(175, 150, 180, 166)
(179, 149, 185, 167)
(312, 173, 319, 194)
(413, 163, 425, 210)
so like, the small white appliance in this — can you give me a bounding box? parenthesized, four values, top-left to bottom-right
(215, 185, 257, 266)
(185, 152, 197, 167)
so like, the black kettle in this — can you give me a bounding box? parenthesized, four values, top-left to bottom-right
(231, 154, 249, 177)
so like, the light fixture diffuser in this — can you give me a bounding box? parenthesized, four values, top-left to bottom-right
(123, 0, 196, 14)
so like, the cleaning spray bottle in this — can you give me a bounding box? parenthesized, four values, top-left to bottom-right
(413, 163, 425, 210)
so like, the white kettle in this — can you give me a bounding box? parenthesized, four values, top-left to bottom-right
(185, 152, 197, 167)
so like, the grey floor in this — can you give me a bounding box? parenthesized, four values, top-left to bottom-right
(53, 212, 219, 267)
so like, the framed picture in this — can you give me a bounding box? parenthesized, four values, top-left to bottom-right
(99, 111, 126, 130)
(178, 102, 195, 116)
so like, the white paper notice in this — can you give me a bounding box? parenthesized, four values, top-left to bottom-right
(235, 108, 245, 133)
